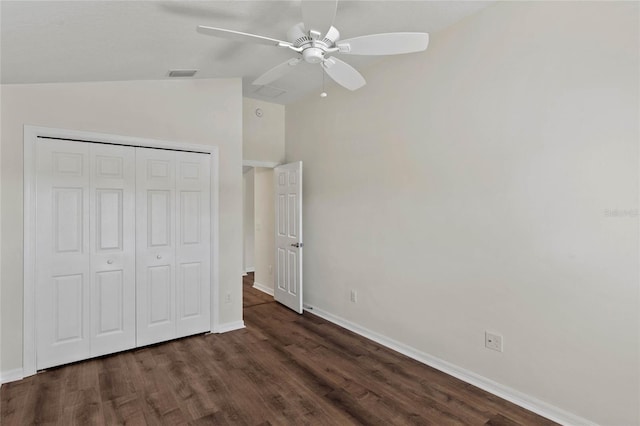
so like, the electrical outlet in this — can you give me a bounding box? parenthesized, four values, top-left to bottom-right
(225, 292, 231, 304)
(350, 290, 357, 303)
(485, 331, 503, 352)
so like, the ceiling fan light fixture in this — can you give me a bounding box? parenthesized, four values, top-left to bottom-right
(303, 47, 325, 64)
(197, 0, 429, 92)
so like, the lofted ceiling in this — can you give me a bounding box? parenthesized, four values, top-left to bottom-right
(1, 1, 491, 104)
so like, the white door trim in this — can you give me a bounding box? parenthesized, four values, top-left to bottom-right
(242, 160, 279, 169)
(23, 125, 220, 377)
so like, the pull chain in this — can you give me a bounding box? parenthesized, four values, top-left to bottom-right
(320, 67, 327, 98)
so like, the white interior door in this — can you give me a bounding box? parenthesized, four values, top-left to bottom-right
(89, 143, 136, 357)
(36, 140, 137, 368)
(136, 148, 211, 346)
(175, 152, 211, 337)
(35, 138, 212, 368)
(136, 148, 177, 346)
(36, 140, 91, 369)
(274, 161, 303, 314)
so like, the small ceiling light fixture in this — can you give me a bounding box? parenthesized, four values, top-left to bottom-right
(168, 69, 198, 78)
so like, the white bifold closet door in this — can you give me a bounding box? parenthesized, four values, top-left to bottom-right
(36, 140, 136, 369)
(35, 139, 211, 370)
(135, 148, 211, 347)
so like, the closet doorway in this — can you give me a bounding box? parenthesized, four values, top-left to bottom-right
(23, 126, 220, 376)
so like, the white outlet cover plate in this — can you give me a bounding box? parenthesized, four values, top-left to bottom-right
(485, 331, 503, 352)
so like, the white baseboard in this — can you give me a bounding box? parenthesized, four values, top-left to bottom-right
(304, 304, 596, 426)
(252, 281, 274, 296)
(1, 368, 24, 385)
(214, 320, 246, 333)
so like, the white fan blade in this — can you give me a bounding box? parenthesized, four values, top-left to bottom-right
(253, 58, 302, 86)
(322, 57, 366, 91)
(197, 25, 291, 47)
(301, 0, 337, 38)
(337, 32, 429, 56)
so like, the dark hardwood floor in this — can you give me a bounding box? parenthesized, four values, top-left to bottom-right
(1, 273, 556, 425)
(242, 273, 273, 308)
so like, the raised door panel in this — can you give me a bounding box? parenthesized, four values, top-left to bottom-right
(179, 262, 202, 318)
(148, 265, 172, 324)
(53, 188, 84, 253)
(95, 271, 124, 334)
(136, 148, 177, 346)
(96, 189, 123, 251)
(36, 140, 91, 369)
(148, 190, 172, 247)
(90, 144, 136, 357)
(277, 248, 286, 291)
(287, 249, 298, 296)
(175, 152, 210, 337)
(53, 274, 85, 343)
(180, 191, 201, 245)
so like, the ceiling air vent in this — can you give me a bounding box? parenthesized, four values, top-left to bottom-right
(253, 85, 286, 99)
(168, 69, 198, 78)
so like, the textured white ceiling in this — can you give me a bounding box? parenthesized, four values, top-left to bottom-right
(1, 1, 491, 104)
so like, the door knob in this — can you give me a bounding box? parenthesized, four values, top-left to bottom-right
(107, 259, 113, 265)
(157, 254, 162, 259)
(290, 242, 304, 248)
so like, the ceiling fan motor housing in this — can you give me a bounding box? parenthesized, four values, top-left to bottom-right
(288, 23, 341, 63)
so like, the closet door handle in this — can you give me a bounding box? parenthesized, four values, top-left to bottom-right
(157, 254, 162, 259)
(107, 259, 113, 265)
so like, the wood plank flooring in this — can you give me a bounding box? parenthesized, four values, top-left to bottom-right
(242, 273, 273, 308)
(1, 273, 556, 425)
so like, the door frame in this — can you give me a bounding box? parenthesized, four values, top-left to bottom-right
(23, 125, 220, 377)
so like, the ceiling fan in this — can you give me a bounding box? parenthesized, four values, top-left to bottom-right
(197, 0, 429, 91)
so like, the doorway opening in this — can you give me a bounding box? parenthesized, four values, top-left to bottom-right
(242, 165, 276, 300)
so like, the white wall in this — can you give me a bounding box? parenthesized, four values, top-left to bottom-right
(0, 81, 3, 381)
(1, 78, 243, 374)
(286, 2, 639, 425)
(254, 167, 275, 292)
(243, 98, 285, 164)
(243, 168, 255, 272)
